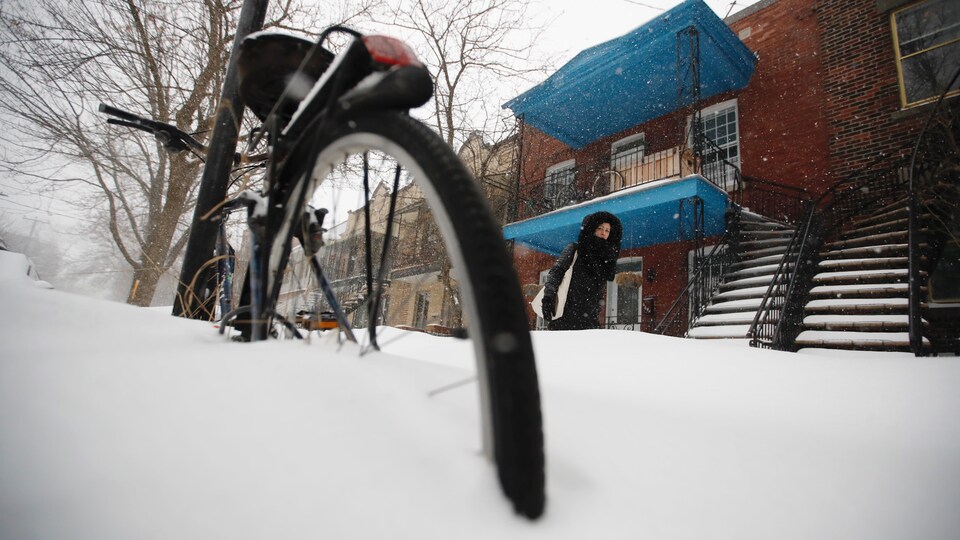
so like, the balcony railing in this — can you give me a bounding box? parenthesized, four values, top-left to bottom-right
(517, 144, 742, 221)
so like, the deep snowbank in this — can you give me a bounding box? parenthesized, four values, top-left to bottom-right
(2, 250, 958, 539)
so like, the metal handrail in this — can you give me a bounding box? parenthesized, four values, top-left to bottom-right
(650, 136, 747, 337)
(740, 175, 812, 225)
(907, 66, 960, 356)
(747, 199, 816, 348)
(651, 220, 738, 336)
(747, 158, 908, 349)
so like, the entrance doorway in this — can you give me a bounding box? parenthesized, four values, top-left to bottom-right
(606, 257, 643, 330)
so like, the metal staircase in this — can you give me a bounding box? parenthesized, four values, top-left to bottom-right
(793, 197, 929, 352)
(687, 212, 795, 341)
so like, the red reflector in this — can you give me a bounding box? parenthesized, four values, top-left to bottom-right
(362, 35, 422, 67)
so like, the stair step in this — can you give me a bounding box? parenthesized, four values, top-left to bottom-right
(807, 283, 908, 299)
(824, 230, 907, 251)
(720, 274, 776, 291)
(813, 268, 909, 284)
(794, 330, 923, 351)
(820, 243, 909, 259)
(730, 254, 791, 272)
(713, 285, 773, 301)
(803, 314, 914, 331)
(740, 210, 784, 224)
(805, 297, 908, 315)
(740, 244, 790, 260)
(687, 324, 752, 339)
(704, 297, 766, 314)
(739, 237, 793, 250)
(728, 262, 794, 279)
(818, 257, 908, 271)
(839, 217, 908, 238)
(857, 195, 909, 218)
(740, 220, 793, 232)
(849, 204, 907, 230)
(740, 230, 793, 245)
(694, 311, 763, 326)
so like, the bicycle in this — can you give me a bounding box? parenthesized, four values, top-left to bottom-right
(100, 25, 545, 519)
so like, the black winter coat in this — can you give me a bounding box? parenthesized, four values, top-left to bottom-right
(543, 211, 622, 330)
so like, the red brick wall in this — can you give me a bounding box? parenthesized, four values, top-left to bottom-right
(513, 239, 700, 331)
(517, 0, 929, 198)
(510, 0, 934, 330)
(814, 0, 925, 179)
(728, 0, 834, 193)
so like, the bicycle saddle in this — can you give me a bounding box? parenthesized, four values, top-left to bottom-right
(237, 32, 334, 121)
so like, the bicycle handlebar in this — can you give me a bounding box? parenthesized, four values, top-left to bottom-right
(98, 103, 206, 153)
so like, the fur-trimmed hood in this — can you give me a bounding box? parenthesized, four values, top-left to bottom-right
(577, 211, 622, 248)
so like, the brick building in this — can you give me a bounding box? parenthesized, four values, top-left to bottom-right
(502, 0, 958, 351)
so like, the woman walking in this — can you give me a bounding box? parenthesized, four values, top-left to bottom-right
(537, 211, 622, 330)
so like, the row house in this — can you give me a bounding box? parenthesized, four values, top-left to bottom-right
(277, 132, 518, 333)
(502, 0, 958, 353)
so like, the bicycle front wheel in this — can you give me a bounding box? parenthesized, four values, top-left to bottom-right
(267, 110, 545, 518)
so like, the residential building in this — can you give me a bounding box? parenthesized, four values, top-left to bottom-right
(277, 131, 520, 333)
(502, 0, 958, 353)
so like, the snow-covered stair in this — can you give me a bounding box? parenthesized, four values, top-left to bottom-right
(687, 212, 794, 340)
(794, 198, 929, 352)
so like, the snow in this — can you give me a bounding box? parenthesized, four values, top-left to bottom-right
(804, 314, 911, 324)
(713, 284, 772, 299)
(814, 269, 908, 280)
(686, 324, 751, 338)
(695, 311, 761, 324)
(819, 257, 907, 268)
(2, 249, 960, 540)
(809, 283, 908, 294)
(806, 298, 909, 308)
(795, 330, 920, 344)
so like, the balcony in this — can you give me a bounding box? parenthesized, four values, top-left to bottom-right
(505, 143, 743, 255)
(516, 144, 739, 222)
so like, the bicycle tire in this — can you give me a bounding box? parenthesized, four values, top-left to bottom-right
(261, 110, 545, 518)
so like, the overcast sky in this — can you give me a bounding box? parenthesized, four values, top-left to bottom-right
(0, 0, 767, 297)
(536, 0, 765, 66)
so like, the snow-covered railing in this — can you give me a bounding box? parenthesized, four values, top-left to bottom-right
(652, 213, 739, 338)
(748, 159, 908, 350)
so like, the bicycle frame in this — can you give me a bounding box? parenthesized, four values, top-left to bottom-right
(100, 27, 433, 343)
(231, 27, 433, 343)
(100, 26, 547, 520)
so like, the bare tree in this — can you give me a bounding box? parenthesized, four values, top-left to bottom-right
(0, 0, 375, 306)
(376, 0, 549, 149)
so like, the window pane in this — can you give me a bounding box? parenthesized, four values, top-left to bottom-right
(618, 287, 639, 323)
(901, 39, 960, 104)
(896, 0, 960, 56)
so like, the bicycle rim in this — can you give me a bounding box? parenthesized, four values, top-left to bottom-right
(265, 111, 545, 518)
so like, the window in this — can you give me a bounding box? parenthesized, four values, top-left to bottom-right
(691, 99, 740, 191)
(414, 292, 430, 328)
(892, 0, 960, 108)
(605, 257, 643, 330)
(610, 133, 645, 189)
(544, 159, 575, 210)
(535, 269, 550, 330)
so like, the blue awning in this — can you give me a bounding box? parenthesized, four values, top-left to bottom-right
(503, 0, 756, 149)
(503, 176, 729, 256)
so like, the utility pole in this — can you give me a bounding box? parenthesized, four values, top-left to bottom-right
(172, 0, 269, 318)
(21, 215, 47, 254)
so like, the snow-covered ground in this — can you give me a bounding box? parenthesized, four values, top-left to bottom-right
(1, 249, 958, 540)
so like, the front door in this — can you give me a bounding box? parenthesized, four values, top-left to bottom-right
(606, 257, 643, 330)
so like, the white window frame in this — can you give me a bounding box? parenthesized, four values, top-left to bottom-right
(688, 98, 740, 191)
(544, 159, 576, 209)
(609, 133, 647, 190)
(890, 0, 960, 108)
(611, 132, 646, 157)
